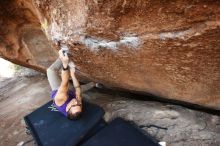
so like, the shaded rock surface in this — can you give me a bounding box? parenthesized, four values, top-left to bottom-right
(0, 73, 219, 146)
(0, 0, 220, 109)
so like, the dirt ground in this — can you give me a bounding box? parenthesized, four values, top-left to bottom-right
(0, 75, 50, 146)
(0, 73, 219, 146)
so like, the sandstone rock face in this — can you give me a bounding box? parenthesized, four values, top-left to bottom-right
(0, 0, 57, 72)
(0, 0, 220, 109)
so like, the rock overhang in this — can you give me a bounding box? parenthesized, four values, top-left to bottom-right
(0, 0, 219, 109)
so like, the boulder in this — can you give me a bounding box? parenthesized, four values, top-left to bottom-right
(0, 0, 219, 109)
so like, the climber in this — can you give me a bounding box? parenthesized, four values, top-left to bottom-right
(46, 49, 96, 120)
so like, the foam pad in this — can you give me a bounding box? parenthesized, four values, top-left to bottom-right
(76, 119, 107, 146)
(24, 100, 105, 146)
(81, 118, 160, 146)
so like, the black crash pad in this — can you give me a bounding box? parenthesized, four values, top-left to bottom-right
(76, 119, 107, 146)
(24, 100, 105, 146)
(81, 118, 160, 146)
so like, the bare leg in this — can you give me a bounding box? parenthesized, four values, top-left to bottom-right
(47, 58, 62, 90)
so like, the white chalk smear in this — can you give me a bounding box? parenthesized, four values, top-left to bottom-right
(159, 31, 187, 40)
(83, 36, 140, 51)
(50, 21, 69, 41)
(120, 36, 139, 48)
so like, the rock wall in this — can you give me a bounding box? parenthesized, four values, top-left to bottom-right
(0, 0, 57, 72)
(0, 0, 220, 109)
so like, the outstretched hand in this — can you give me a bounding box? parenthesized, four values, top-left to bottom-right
(59, 50, 69, 68)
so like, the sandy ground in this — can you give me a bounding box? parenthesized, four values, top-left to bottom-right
(0, 74, 219, 146)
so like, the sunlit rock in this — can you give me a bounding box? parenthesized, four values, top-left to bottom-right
(0, 0, 219, 109)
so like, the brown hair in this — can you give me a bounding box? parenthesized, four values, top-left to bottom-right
(67, 111, 82, 120)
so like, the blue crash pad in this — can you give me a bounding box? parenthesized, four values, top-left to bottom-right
(24, 100, 105, 146)
(81, 118, 160, 146)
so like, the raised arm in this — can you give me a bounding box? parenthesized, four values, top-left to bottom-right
(58, 68, 70, 94)
(70, 67, 82, 104)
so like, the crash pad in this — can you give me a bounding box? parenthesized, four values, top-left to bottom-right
(81, 118, 160, 146)
(24, 100, 105, 146)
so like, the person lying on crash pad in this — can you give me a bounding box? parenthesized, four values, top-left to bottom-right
(47, 49, 97, 120)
